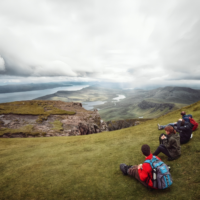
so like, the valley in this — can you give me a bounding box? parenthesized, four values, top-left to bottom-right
(36, 85, 200, 121)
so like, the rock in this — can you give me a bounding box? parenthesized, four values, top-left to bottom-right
(0, 100, 108, 138)
(106, 119, 146, 131)
(134, 121, 140, 126)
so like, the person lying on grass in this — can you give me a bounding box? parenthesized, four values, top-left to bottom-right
(158, 119, 193, 143)
(157, 111, 193, 132)
(153, 126, 181, 161)
(180, 111, 193, 122)
(120, 144, 161, 189)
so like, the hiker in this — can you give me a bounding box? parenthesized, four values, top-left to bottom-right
(176, 119, 193, 144)
(157, 122, 177, 130)
(158, 118, 193, 142)
(181, 111, 198, 132)
(153, 126, 181, 161)
(120, 144, 161, 189)
(181, 111, 192, 122)
(157, 111, 193, 130)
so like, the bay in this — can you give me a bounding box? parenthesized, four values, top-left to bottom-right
(0, 85, 89, 103)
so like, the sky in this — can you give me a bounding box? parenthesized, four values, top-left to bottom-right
(0, 0, 200, 88)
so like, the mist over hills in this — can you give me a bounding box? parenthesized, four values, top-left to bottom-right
(144, 86, 200, 104)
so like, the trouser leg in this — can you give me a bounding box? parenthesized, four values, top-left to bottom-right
(153, 144, 172, 158)
(160, 123, 175, 130)
(127, 165, 148, 187)
(168, 123, 176, 127)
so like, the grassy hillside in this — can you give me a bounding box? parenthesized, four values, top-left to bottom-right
(99, 101, 185, 121)
(0, 101, 76, 116)
(0, 101, 200, 199)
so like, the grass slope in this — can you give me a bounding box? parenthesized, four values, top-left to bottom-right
(0, 101, 200, 199)
(0, 101, 76, 116)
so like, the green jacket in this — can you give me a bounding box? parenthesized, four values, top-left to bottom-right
(162, 133, 181, 158)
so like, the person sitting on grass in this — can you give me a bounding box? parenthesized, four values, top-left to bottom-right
(176, 119, 193, 144)
(120, 144, 161, 189)
(153, 126, 181, 161)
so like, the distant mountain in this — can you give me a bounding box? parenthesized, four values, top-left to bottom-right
(36, 85, 200, 121)
(145, 86, 200, 104)
(99, 86, 200, 120)
(0, 82, 72, 93)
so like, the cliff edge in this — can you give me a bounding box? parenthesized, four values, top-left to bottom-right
(0, 100, 108, 138)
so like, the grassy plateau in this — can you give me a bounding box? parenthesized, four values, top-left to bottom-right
(0, 101, 200, 199)
(0, 101, 76, 116)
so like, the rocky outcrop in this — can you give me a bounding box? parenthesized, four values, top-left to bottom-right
(106, 119, 149, 131)
(0, 101, 108, 138)
(138, 100, 174, 112)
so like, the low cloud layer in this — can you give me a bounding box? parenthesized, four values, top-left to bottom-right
(0, 56, 5, 71)
(0, 0, 200, 87)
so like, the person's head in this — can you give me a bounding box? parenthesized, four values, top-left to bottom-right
(164, 126, 176, 135)
(181, 111, 186, 116)
(141, 144, 151, 156)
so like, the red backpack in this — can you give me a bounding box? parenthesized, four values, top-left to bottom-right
(189, 117, 198, 131)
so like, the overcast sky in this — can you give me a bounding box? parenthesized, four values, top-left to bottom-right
(0, 0, 200, 88)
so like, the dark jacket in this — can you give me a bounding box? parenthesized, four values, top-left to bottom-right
(177, 121, 193, 144)
(162, 133, 181, 158)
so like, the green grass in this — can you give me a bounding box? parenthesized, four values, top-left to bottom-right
(99, 104, 177, 121)
(0, 100, 76, 116)
(50, 120, 63, 131)
(0, 101, 200, 199)
(0, 125, 41, 137)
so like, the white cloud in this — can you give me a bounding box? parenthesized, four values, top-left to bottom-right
(0, 56, 5, 71)
(0, 0, 200, 86)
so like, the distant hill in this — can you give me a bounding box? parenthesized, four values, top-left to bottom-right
(99, 86, 200, 120)
(0, 82, 72, 93)
(145, 86, 200, 104)
(36, 85, 200, 121)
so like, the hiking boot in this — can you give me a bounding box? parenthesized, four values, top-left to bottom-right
(168, 155, 181, 161)
(157, 124, 162, 130)
(120, 164, 133, 175)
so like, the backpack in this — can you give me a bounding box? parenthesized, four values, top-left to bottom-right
(189, 117, 198, 131)
(144, 156, 172, 189)
(183, 114, 192, 122)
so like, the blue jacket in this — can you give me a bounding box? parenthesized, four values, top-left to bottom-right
(182, 114, 192, 122)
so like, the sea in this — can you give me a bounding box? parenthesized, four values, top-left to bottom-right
(0, 85, 89, 104)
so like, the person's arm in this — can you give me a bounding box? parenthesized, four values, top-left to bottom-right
(162, 137, 174, 149)
(138, 164, 149, 182)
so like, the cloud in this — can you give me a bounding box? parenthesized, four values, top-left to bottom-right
(0, 0, 200, 86)
(0, 56, 5, 71)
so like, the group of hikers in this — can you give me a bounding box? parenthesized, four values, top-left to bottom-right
(120, 111, 198, 189)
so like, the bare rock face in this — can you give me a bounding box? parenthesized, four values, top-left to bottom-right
(0, 101, 108, 138)
(106, 119, 147, 131)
